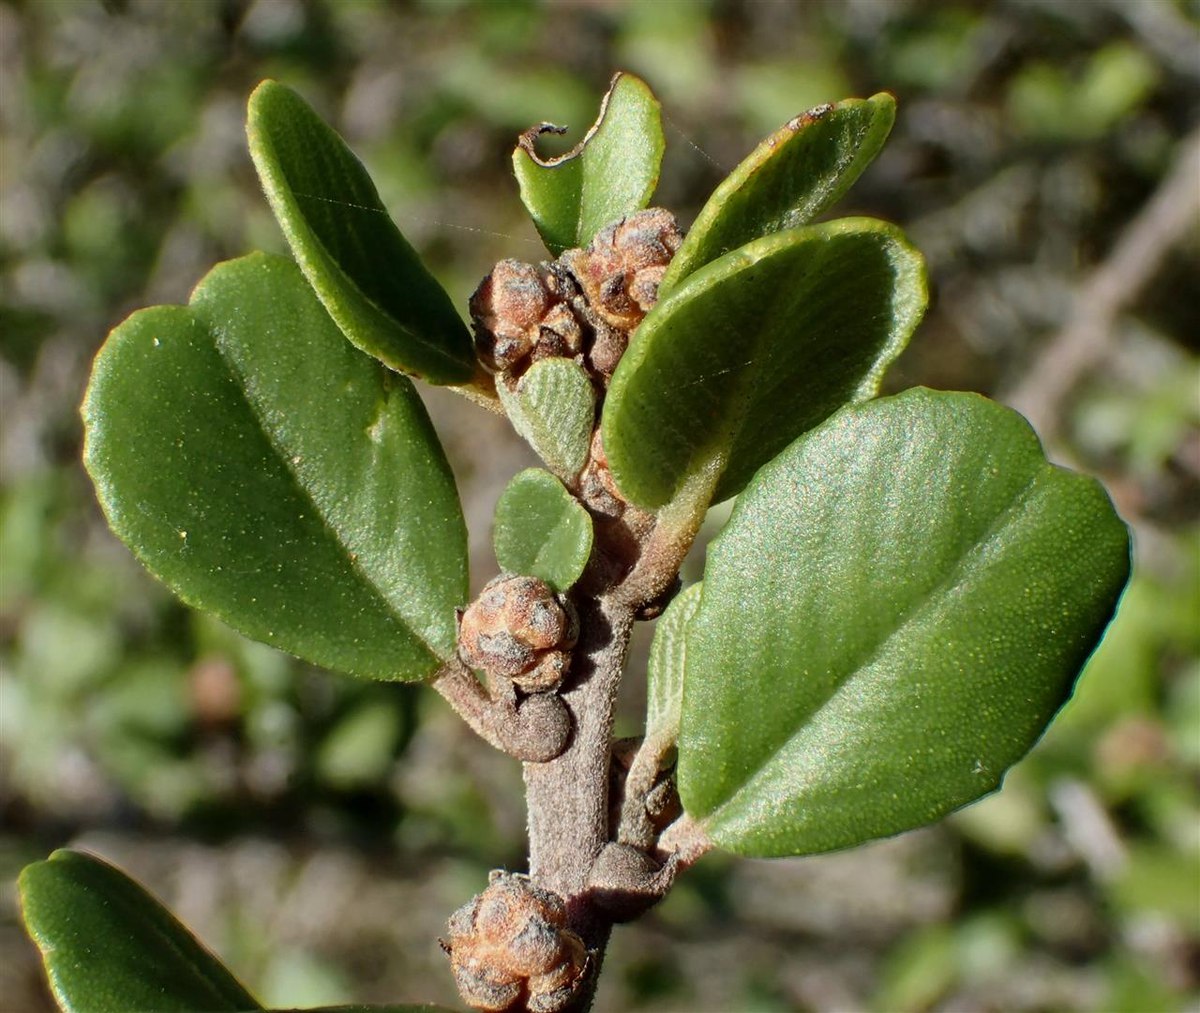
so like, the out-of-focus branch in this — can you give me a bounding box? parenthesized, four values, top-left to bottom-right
(1005, 126, 1200, 443)
(1110, 0, 1200, 81)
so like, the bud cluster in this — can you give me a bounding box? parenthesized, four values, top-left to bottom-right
(445, 872, 589, 1013)
(469, 208, 683, 384)
(458, 575, 578, 693)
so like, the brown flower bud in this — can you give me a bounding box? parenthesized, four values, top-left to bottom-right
(586, 318, 628, 381)
(531, 302, 584, 363)
(445, 872, 589, 1013)
(564, 208, 683, 332)
(458, 576, 578, 692)
(578, 428, 625, 517)
(470, 260, 583, 375)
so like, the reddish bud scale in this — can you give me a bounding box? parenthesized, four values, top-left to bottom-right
(469, 261, 583, 374)
(446, 872, 589, 1013)
(578, 428, 625, 517)
(565, 208, 683, 332)
(469, 208, 683, 385)
(458, 576, 578, 692)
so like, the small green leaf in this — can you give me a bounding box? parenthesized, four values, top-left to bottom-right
(83, 253, 467, 680)
(603, 218, 926, 510)
(497, 357, 596, 481)
(19, 849, 262, 1012)
(513, 72, 664, 255)
(493, 469, 593, 592)
(679, 389, 1131, 857)
(660, 93, 896, 294)
(247, 80, 476, 385)
(646, 583, 703, 745)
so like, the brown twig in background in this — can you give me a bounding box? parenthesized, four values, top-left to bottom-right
(1005, 126, 1200, 444)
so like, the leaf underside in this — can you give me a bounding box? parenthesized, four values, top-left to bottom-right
(646, 582, 703, 745)
(82, 253, 467, 681)
(497, 357, 596, 482)
(493, 468, 594, 592)
(679, 388, 1131, 857)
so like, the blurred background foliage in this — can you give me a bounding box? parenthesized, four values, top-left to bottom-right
(1, 1, 1197, 1010)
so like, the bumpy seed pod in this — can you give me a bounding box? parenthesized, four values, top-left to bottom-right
(445, 872, 589, 1013)
(563, 208, 683, 332)
(458, 575, 578, 692)
(470, 259, 583, 374)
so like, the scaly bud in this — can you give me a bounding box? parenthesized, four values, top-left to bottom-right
(458, 575, 578, 692)
(563, 208, 683, 333)
(445, 872, 589, 1013)
(470, 260, 583, 375)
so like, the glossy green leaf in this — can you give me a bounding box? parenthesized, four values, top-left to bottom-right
(513, 72, 664, 255)
(247, 80, 476, 385)
(679, 388, 1131, 857)
(660, 93, 896, 294)
(603, 218, 926, 510)
(646, 583, 703, 745)
(497, 357, 596, 482)
(83, 253, 467, 681)
(19, 849, 262, 1012)
(493, 469, 593, 592)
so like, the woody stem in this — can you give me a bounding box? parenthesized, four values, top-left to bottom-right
(522, 592, 635, 958)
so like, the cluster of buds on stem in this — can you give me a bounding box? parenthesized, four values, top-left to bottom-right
(458, 575, 578, 693)
(469, 208, 683, 386)
(444, 872, 589, 1013)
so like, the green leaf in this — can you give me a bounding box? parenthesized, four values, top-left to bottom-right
(247, 80, 476, 385)
(603, 218, 926, 510)
(646, 583, 703, 745)
(513, 72, 664, 255)
(493, 469, 593, 592)
(83, 253, 467, 681)
(19, 849, 262, 1012)
(660, 93, 896, 294)
(679, 388, 1131, 857)
(497, 357, 596, 482)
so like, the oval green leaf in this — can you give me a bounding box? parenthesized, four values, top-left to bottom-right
(83, 253, 467, 681)
(247, 80, 476, 385)
(497, 357, 596, 482)
(679, 388, 1131, 857)
(646, 582, 703, 745)
(493, 469, 593, 592)
(603, 218, 926, 511)
(513, 72, 664, 255)
(19, 849, 262, 1012)
(660, 93, 896, 294)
